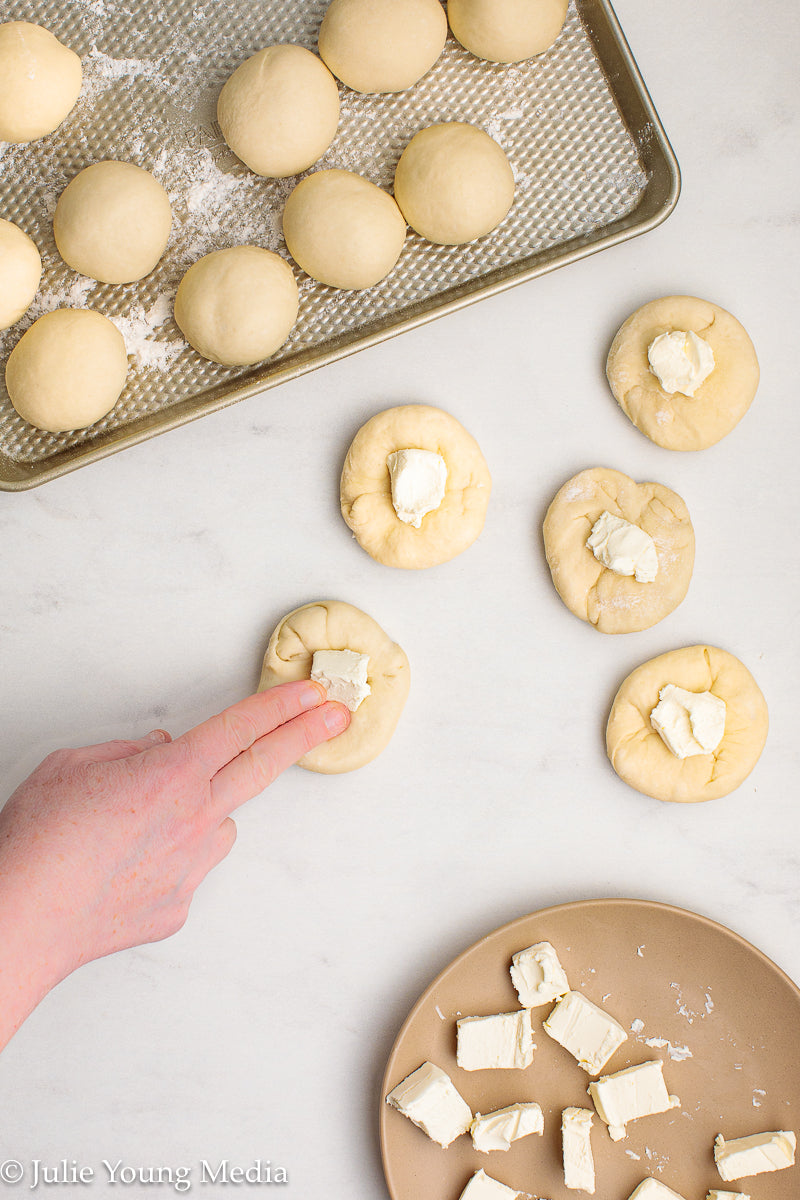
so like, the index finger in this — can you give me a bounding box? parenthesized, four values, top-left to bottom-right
(174, 681, 327, 776)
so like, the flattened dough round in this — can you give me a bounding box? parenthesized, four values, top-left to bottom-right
(0, 21, 82, 143)
(0, 218, 42, 330)
(318, 0, 447, 94)
(258, 600, 410, 773)
(543, 467, 695, 634)
(447, 0, 569, 63)
(606, 295, 759, 451)
(340, 404, 492, 569)
(606, 645, 768, 803)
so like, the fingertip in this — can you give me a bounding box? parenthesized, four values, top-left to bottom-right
(322, 701, 351, 736)
(146, 728, 173, 745)
(300, 679, 328, 709)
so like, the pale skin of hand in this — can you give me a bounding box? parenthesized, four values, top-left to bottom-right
(0, 680, 349, 1052)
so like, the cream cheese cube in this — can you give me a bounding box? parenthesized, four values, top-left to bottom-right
(714, 1130, 796, 1180)
(628, 1180, 688, 1200)
(470, 1102, 544, 1152)
(562, 1107, 595, 1194)
(385, 1061, 472, 1147)
(588, 1059, 680, 1141)
(647, 329, 715, 396)
(650, 683, 726, 759)
(310, 648, 370, 712)
(458, 1169, 520, 1200)
(456, 1009, 535, 1071)
(706, 1191, 751, 1200)
(510, 940, 570, 1008)
(386, 448, 447, 528)
(586, 511, 658, 583)
(543, 991, 627, 1075)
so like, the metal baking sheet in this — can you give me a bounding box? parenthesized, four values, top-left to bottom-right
(0, 0, 679, 490)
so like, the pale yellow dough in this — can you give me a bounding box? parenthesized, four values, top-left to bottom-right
(0, 21, 82, 144)
(606, 295, 759, 451)
(340, 404, 492, 569)
(447, 0, 569, 63)
(543, 467, 695, 634)
(318, 0, 447, 94)
(258, 600, 410, 773)
(606, 645, 768, 803)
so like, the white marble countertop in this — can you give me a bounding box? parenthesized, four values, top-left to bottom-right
(1, 1, 798, 1195)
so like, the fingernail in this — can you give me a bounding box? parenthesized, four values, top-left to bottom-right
(301, 681, 327, 707)
(145, 728, 172, 745)
(323, 703, 350, 734)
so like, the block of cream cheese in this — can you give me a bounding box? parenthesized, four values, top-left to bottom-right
(470, 1102, 544, 1152)
(543, 991, 627, 1075)
(628, 1180, 688, 1200)
(386, 448, 447, 528)
(310, 648, 371, 712)
(706, 1191, 751, 1200)
(588, 1059, 680, 1141)
(385, 1061, 472, 1147)
(647, 329, 715, 396)
(456, 1009, 535, 1071)
(586, 511, 658, 583)
(458, 1169, 520, 1200)
(510, 940, 570, 1008)
(650, 683, 726, 759)
(714, 1130, 796, 1180)
(562, 1107, 595, 1194)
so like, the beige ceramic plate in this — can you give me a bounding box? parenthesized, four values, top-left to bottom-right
(380, 898, 800, 1200)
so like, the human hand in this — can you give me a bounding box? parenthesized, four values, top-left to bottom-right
(0, 682, 349, 1050)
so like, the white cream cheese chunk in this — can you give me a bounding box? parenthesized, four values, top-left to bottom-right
(543, 991, 627, 1075)
(385, 1061, 472, 1147)
(562, 1107, 595, 1194)
(387, 447, 447, 528)
(650, 683, 726, 759)
(647, 329, 715, 396)
(458, 1169, 520, 1200)
(714, 1130, 796, 1180)
(628, 1180, 688, 1200)
(588, 1059, 680, 1141)
(310, 648, 370, 712)
(586, 511, 658, 583)
(706, 1191, 751, 1200)
(456, 1009, 535, 1071)
(471, 1102, 544, 1152)
(510, 940, 570, 1008)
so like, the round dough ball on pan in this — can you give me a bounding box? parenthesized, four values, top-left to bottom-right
(0, 218, 42, 330)
(0, 21, 82, 144)
(53, 160, 172, 284)
(543, 467, 695, 634)
(258, 600, 410, 773)
(217, 43, 340, 178)
(447, 0, 569, 63)
(606, 645, 768, 803)
(606, 295, 759, 451)
(341, 404, 492, 569)
(174, 246, 299, 367)
(5, 308, 128, 433)
(318, 0, 447, 94)
(282, 169, 406, 289)
(393, 122, 515, 245)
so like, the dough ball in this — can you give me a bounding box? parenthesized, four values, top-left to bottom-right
(606, 645, 768, 803)
(606, 295, 760, 451)
(0, 21, 82, 143)
(393, 122, 515, 245)
(0, 218, 42, 330)
(217, 44, 340, 178)
(174, 246, 299, 367)
(543, 467, 695, 634)
(447, 0, 569, 63)
(258, 600, 410, 773)
(5, 308, 128, 433)
(53, 161, 172, 285)
(318, 0, 447, 94)
(282, 169, 406, 290)
(340, 404, 492, 569)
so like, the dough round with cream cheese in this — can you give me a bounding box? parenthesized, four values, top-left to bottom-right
(606, 295, 759, 451)
(258, 600, 410, 773)
(0, 218, 42, 330)
(0, 21, 82, 143)
(543, 467, 694, 634)
(393, 122, 515, 245)
(217, 44, 340, 179)
(340, 404, 492, 569)
(318, 0, 447, 94)
(447, 0, 569, 63)
(606, 645, 768, 803)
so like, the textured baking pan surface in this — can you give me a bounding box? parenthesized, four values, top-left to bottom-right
(0, 0, 679, 489)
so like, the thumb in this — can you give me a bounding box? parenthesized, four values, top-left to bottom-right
(71, 728, 173, 764)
